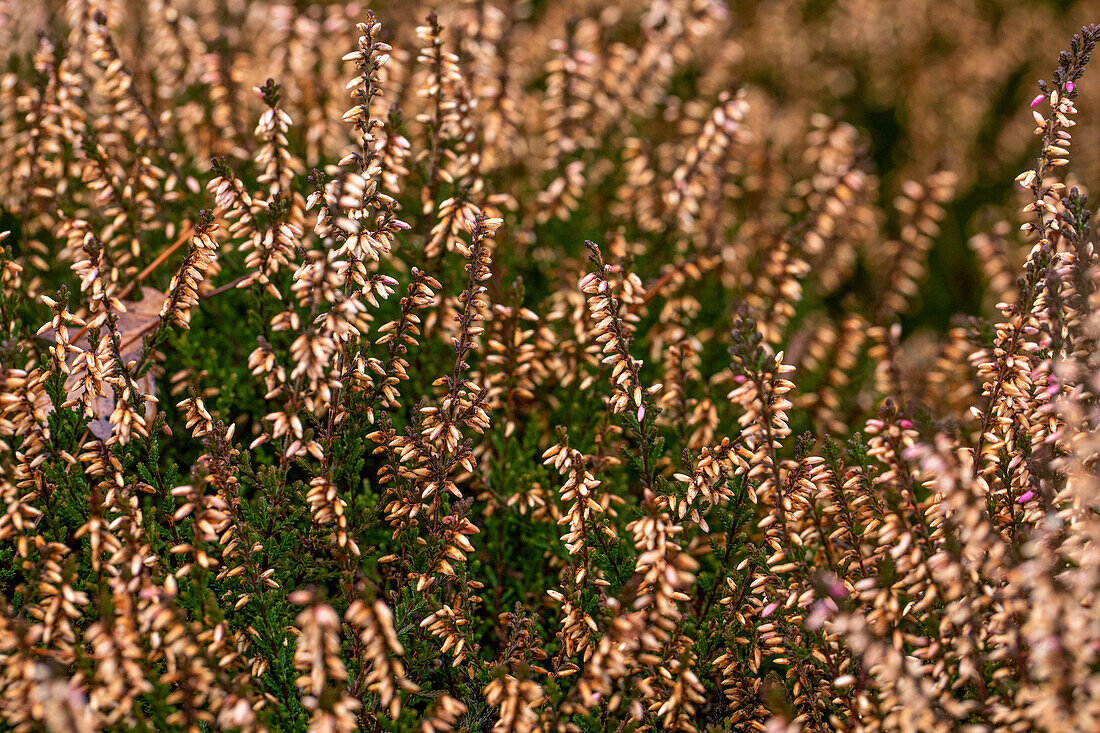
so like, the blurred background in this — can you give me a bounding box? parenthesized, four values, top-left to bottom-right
(3, 0, 1100, 333)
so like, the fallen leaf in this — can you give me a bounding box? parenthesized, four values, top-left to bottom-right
(36, 287, 166, 439)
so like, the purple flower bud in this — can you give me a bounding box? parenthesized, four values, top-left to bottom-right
(1017, 490, 1035, 504)
(1030, 94, 1046, 107)
(1067, 81, 1075, 93)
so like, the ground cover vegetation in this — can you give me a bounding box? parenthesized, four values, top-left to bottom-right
(2, 1, 1100, 730)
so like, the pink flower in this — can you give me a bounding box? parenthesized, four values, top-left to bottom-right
(1067, 81, 1075, 93)
(826, 577, 848, 599)
(898, 419, 913, 429)
(761, 602, 778, 618)
(1017, 490, 1035, 504)
(1030, 94, 1046, 107)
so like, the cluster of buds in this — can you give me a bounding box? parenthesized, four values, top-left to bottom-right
(579, 241, 661, 422)
(542, 440, 610, 661)
(341, 13, 391, 176)
(665, 88, 751, 231)
(1018, 25, 1100, 246)
(727, 308, 796, 503)
(290, 593, 360, 733)
(160, 212, 219, 330)
(344, 598, 418, 718)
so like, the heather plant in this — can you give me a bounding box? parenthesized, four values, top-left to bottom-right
(2, 1, 1100, 731)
